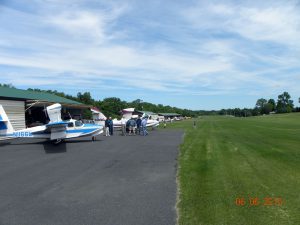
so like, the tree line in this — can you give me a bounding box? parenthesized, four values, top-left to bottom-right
(217, 91, 300, 117)
(26, 88, 197, 119)
(1, 84, 299, 118)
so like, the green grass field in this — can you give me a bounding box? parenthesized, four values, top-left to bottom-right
(167, 113, 300, 225)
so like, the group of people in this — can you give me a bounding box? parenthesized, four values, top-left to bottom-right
(124, 116, 148, 136)
(105, 116, 149, 136)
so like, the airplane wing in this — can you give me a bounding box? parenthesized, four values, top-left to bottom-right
(45, 104, 68, 140)
(46, 121, 68, 140)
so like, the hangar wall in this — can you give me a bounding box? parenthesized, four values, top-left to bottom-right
(0, 99, 26, 131)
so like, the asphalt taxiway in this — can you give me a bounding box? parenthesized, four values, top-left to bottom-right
(0, 129, 183, 225)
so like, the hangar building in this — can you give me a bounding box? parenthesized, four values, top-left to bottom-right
(0, 86, 88, 131)
(158, 113, 182, 121)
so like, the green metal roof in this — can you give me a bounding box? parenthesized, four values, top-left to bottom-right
(0, 86, 83, 105)
(158, 113, 181, 116)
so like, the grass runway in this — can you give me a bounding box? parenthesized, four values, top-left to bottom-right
(168, 113, 300, 225)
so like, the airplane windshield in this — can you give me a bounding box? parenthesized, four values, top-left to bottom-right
(75, 120, 83, 127)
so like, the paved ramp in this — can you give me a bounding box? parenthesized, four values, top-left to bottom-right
(0, 130, 183, 225)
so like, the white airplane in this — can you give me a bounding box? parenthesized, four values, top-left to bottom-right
(0, 103, 103, 144)
(113, 108, 159, 129)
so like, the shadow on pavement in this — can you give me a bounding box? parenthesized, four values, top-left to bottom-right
(43, 141, 67, 154)
(0, 141, 11, 147)
(64, 139, 102, 143)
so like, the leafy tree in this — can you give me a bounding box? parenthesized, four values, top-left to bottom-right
(267, 99, 276, 111)
(0, 83, 15, 88)
(263, 103, 273, 114)
(77, 92, 94, 105)
(255, 98, 267, 114)
(252, 107, 260, 116)
(276, 92, 294, 113)
(98, 97, 127, 118)
(255, 98, 267, 109)
(83, 109, 92, 119)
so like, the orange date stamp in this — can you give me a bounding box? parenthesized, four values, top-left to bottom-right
(235, 197, 284, 207)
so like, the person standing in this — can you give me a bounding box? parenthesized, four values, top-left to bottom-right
(128, 117, 137, 135)
(121, 117, 127, 136)
(141, 116, 148, 136)
(105, 118, 110, 136)
(108, 117, 113, 136)
(136, 116, 142, 135)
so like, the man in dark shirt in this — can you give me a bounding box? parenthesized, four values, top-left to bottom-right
(108, 117, 113, 136)
(105, 118, 110, 136)
(136, 116, 142, 135)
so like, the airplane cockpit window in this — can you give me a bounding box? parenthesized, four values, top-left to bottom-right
(68, 122, 74, 127)
(75, 120, 83, 127)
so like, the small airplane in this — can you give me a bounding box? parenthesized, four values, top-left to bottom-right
(0, 103, 103, 144)
(112, 108, 159, 129)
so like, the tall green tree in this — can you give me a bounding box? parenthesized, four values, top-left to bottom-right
(77, 92, 94, 105)
(256, 98, 267, 108)
(255, 98, 267, 114)
(276, 92, 294, 113)
(99, 97, 127, 118)
(267, 99, 276, 112)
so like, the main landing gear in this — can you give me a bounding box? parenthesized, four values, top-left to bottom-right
(52, 139, 63, 145)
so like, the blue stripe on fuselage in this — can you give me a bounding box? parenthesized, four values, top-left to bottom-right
(66, 128, 98, 134)
(46, 121, 68, 127)
(83, 124, 102, 128)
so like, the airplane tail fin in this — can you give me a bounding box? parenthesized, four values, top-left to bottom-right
(0, 104, 15, 139)
(46, 103, 62, 123)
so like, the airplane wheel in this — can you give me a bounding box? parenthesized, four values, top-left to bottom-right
(53, 139, 62, 145)
(92, 136, 96, 141)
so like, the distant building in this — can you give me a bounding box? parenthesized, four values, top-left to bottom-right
(158, 113, 182, 121)
(134, 110, 159, 120)
(0, 86, 89, 131)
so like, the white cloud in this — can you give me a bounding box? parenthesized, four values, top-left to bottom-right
(231, 6, 300, 46)
(48, 11, 107, 41)
(183, 2, 300, 47)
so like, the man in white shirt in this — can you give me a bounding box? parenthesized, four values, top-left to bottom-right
(141, 117, 148, 136)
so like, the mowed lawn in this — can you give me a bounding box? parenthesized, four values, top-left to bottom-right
(170, 113, 300, 225)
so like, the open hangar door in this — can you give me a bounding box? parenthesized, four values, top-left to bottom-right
(25, 101, 85, 127)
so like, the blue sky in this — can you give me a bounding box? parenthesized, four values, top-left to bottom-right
(0, 0, 299, 110)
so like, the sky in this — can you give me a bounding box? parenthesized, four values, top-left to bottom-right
(0, 0, 300, 110)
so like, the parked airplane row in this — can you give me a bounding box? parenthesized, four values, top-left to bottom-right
(0, 103, 159, 144)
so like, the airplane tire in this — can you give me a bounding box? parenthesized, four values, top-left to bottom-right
(53, 139, 62, 145)
(92, 136, 96, 141)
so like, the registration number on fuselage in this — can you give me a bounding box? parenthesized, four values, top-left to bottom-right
(13, 131, 32, 137)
